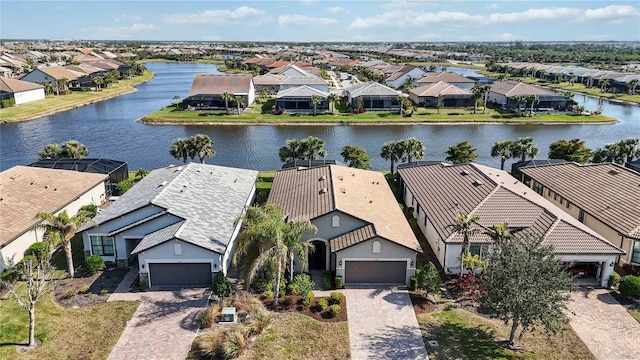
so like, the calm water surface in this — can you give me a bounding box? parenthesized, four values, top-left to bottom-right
(1, 62, 639, 171)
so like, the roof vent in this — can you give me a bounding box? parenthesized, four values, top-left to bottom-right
(340, 188, 346, 193)
(338, 176, 343, 181)
(608, 169, 619, 175)
(183, 182, 189, 188)
(320, 175, 326, 181)
(159, 181, 168, 187)
(461, 170, 470, 176)
(45, 185, 49, 189)
(320, 188, 328, 194)
(473, 179, 484, 186)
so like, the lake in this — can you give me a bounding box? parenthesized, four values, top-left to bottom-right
(1, 62, 639, 172)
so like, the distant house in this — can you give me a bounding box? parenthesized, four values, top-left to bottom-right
(397, 162, 624, 287)
(488, 80, 571, 111)
(343, 81, 402, 112)
(252, 74, 287, 94)
(0, 77, 45, 105)
(415, 72, 476, 89)
(268, 164, 422, 285)
(385, 65, 426, 89)
(519, 162, 640, 270)
(0, 166, 108, 273)
(81, 163, 258, 287)
(182, 74, 255, 110)
(20, 66, 85, 89)
(409, 81, 473, 108)
(275, 85, 329, 113)
(279, 76, 329, 92)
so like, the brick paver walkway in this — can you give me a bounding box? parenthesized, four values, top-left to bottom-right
(344, 286, 429, 360)
(107, 288, 209, 360)
(567, 287, 640, 360)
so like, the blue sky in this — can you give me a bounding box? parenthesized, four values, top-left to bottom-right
(2, 1, 639, 42)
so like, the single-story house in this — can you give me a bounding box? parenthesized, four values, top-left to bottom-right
(81, 163, 258, 287)
(397, 162, 625, 287)
(268, 164, 422, 285)
(415, 72, 476, 89)
(487, 80, 572, 111)
(408, 81, 473, 108)
(279, 76, 329, 92)
(518, 162, 640, 269)
(0, 77, 45, 106)
(275, 85, 329, 113)
(343, 81, 402, 112)
(20, 66, 85, 89)
(0, 166, 108, 273)
(182, 74, 255, 111)
(385, 65, 426, 89)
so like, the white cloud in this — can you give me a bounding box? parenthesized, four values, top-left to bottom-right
(300, 0, 317, 5)
(78, 23, 156, 39)
(278, 14, 338, 27)
(115, 15, 142, 22)
(162, 6, 265, 25)
(327, 6, 346, 13)
(584, 5, 639, 20)
(487, 3, 499, 9)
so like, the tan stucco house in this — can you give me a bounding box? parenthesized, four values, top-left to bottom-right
(268, 164, 422, 285)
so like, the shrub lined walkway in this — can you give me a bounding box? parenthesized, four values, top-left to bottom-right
(567, 287, 640, 360)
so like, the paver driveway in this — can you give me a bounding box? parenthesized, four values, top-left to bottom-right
(344, 286, 428, 360)
(567, 287, 640, 360)
(107, 288, 209, 360)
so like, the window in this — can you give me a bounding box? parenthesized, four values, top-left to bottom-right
(91, 236, 114, 256)
(533, 181, 544, 195)
(469, 244, 489, 259)
(547, 189, 552, 196)
(424, 215, 428, 227)
(372, 241, 381, 253)
(578, 210, 585, 223)
(331, 215, 340, 227)
(174, 243, 182, 256)
(632, 241, 640, 264)
(566, 201, 570, 209)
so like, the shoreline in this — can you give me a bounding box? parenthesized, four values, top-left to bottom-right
(0, 71, 156, 124)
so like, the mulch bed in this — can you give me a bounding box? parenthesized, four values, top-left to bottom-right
(610, 291, 640, 310)
(260, 293, 348, 323)
(53, 266, 129, 308)
(409, 290, 438, 315)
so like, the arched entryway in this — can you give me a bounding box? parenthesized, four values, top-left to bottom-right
(308, 240, 327, 270)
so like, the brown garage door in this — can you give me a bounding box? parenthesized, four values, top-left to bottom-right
(149, 263, 212, 286)
(345, 261, 406, 284)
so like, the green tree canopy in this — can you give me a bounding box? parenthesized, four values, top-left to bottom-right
(490, 140, 513, 170)
(510, 137, 539, 162)
(380, 140, 404, 173)
(38, 140, 89, 159)
(548, 138, 594, 164)
(445, 140, 478, 164)
(340, 145, 372, 169)
(279, 139, 306, 163)
(190, 134, 216, 164)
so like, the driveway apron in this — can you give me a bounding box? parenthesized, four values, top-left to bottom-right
(567, 287, 640, 360)
(107, 288, 209, 360)
(344, 286, 428, 360)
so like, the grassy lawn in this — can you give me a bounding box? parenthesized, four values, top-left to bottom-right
(629, 309, 640, 324)
(142, 99, 615, 125)
(0, 70, 155, 122)
(240, 313, 350, 360)
(418, 307, 594, 360)
(0, 285, 138, 359)
(256, 171, 275, 205)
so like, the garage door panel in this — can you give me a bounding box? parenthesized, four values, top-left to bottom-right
(345, 261, 406, 284)
(149, 263, 212, 286)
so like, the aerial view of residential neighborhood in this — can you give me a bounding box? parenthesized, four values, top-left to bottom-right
(2, 0, 640, 359)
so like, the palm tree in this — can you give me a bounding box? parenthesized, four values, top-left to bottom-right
(310, 95, 323, 116)
(512, 95, 527, 117)
(92, 76, 104, 91)
(483, 223, 512, 245)
(628, 79, 639, 95)
(447, 212, 480, 273)
(327, 94, 338, 115)
(585, 75, 593, 88)
(302, 136, 327, 160)
(233, 95, 245, 115)
(511, 137, 539, 162)
(170, 138, 192, 164)
(481, 84, 491, 114)
(491, 140, 513, 170)
(434, 95, 444, 114)
(471, 83, 484, 114)
(190, 134, 215, 164)
(401, 137, 426, 163)
(526, 94, 539, 115)
(59, 140, 89, 159)
(221, 92, 233, 114)
(279, 139, 306, 163)
(284, 219, 317, 282)
(600, 80, 609, 93)
(619, 138, 639, 164)
(380, 141, 403, 173)
(35, 210, 95, 278)
(55, 77, 68, 95)
(592, 143, 623, 164)
(38, 144, 60, 159)
(44, 82, 54, 96)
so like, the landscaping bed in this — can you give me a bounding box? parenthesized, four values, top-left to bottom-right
(260, 293, 348, 323)
(53, 266, 129, 307)
(409, 290, 438, 315)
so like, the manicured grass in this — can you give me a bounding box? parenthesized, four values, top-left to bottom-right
(629, 309, 640, 324)
(0, 70, 155, 122)
(256, 171, 275, 205)
(142, 100, 615, 125)
(0, 286, 138, 359)
(240, 313, 350, 360)
(418, 306, 594, 359)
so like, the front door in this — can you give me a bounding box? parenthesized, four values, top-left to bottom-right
(308, 241, 326, 270)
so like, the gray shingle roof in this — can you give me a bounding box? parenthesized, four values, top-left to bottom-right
(92, 163, 258, 254)
(276, 85, 329, 99)
(280, 76, 328, 86)
(131, 220, 184, 254)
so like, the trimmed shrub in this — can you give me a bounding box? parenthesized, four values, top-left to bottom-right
(329, 292, 345, 305)
(0, 269, 20, 285)
(194, 330, 224, 359)
(1, 98, 15, 108)
(283, 296, 293, 307)
(213, 272, 231, 298)
(86, 255, 105, 275)
(19, 255, 37, 266)
(79, 285, 91, 294)
(289, 273, 315, 295)
(335, 276, 344, 289)
(409, 276, 418, 291)
(223, 328, 248, 359)
(609, 271, 621, 289)
(28, 242, 50, 262)
(79, 204, 99, 218)
(199, 308, 215, 328)
(263, 289, 274, 299)
(322, 270, 333, 290)
(138, 281, 147, 291)
(116, 178, 134, 195)
(328, 304, 341, 318)
(302, 290, 314, 308)
(316, 297, 329, 312)
(63, 290, 77, 299)
(100, 289, 109, 295)
(619, 275, 640, 300)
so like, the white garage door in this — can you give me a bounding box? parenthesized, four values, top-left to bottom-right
(345, 261, 407, 284)
(149, 263, 212, 286)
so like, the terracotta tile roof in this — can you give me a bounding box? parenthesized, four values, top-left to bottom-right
(0, 77, 43, 93)
(38, 66, 85, 81)
(330, 224, 376, 251)
(409, 82, 472, 97)
(243, 57, 267, 65)
(0, 166, 107, 246)
(268, 165, 421, 252)
(520, 162, 640, 238)
(188, 74, 253, 96)
(397, 163, 624, 255)
(417, 72, 475, 84)
(265, 61, 291, 69)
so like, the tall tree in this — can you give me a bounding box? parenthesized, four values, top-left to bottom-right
(327, 93, 338, 115)
(447, 212, 480, 273)
(491, 140, 513, 170)
(526, 94, 539, 115)
(301, 136, 327, 160)
(310, 95, 322, 116)
(170, 138, 194, 164)
(548, 139, 594, 164)
(340, 145, 372, 169)
(221, 92, 233, 115)
(400, 137, 426, 164)
(628, 79, 639, 95)
(278, 139, 306, 163)
(233, 95, 245, 115)
(35, 209, 95, 278)
(618, 138, 639, 164)
(415, 262, 441, 303)
(283, 218, 317, 282)
(445, 140, 478, 164)
(592, 143, 623, 163)
(190, 134, 216, 164)
(381, 141, 403, 173)
(55, 77, 68, 95)
(481, 84, 492, 114)
(59, 140, 89, 159)
(512, 95, 527, 117)
(471, 83, 483, 114)
(434, 95, 444, 114)
(480, 236, 575, 347)
(0, 258, 56, 348)
(92, 76, 104, 91)
(38, 143, 60, 159)
(510, 137, 539, 162)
